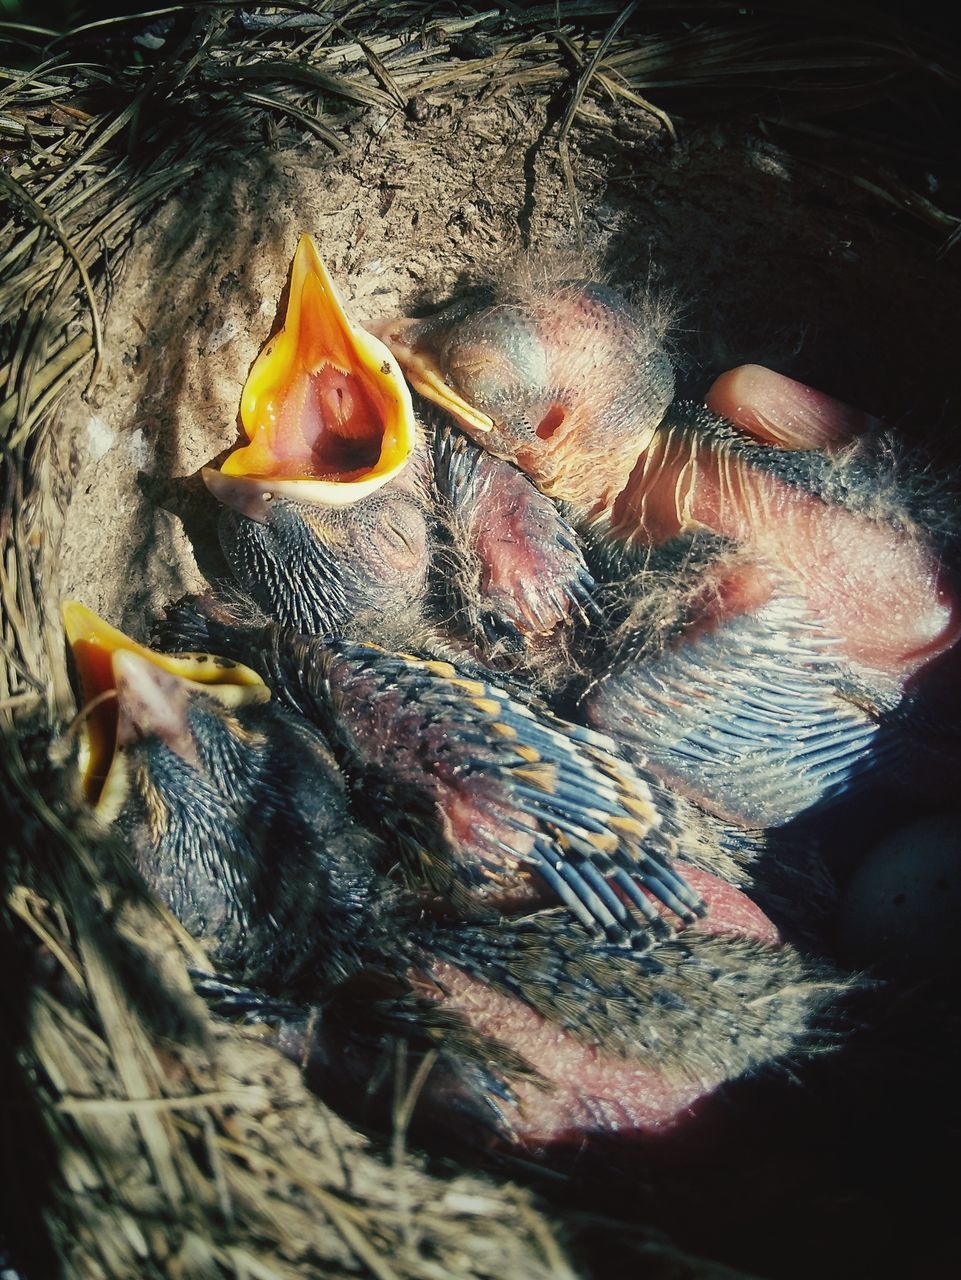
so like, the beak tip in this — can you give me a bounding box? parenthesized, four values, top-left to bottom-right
(296, 230, 320, 259)
(202, 467, 273, 523)
(62, 599, 87, 638)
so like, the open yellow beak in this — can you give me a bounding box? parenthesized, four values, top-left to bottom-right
(63, 601, 269, 810)
(373, 314, 496, 436)
(210, 235, 417, 512)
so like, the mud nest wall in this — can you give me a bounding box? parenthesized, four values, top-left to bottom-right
(2, 4, 960, 1278)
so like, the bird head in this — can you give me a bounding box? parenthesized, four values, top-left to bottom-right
(210, 464, 432, 639)
(63, 600, 269, 817)
(375, 278, 675, 517)
(63, 602, 384, 987)
(203, 236, 429, 635)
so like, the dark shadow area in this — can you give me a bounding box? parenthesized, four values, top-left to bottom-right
(597, 126, 961, 450)
(0, 902, 61, 1280)
(137, 467, 230, 588)
(296, 951, 958, 1280)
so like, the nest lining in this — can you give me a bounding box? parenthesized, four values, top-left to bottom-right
(3, 4, 961, 1279)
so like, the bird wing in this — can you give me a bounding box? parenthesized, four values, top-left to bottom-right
(433, 424, 599, 644)
(308, 639, 705, 951)
(585, 586, 883, 828)
(418, 911, 847, 1082)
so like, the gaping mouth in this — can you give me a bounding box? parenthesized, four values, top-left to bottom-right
(207, 235, 417, 515)
(63, 602, 268, 810)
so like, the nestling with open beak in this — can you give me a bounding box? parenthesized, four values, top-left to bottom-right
(378, 274, 961, 825)
(201, 235, 434, 643)
(65, 603, 846, 1152)
(203, 236, 599, 678)
(62, 602, 399, 993)
(62, 602, 540, 1123)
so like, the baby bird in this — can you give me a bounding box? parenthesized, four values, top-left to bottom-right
(203, 236, 597, 677)
(63, 601, 543, 1124)
(202, 234, 432, 643)
(311, 893, 847, 1152)
(63, 601, 397, 994)
(374, 274, 674, 516)
(377, 276, 960, 825)
(155, 600, 706, 950)
(65, 604, 846, 1154)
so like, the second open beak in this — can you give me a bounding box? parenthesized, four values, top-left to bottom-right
(63, 601, 269, 812)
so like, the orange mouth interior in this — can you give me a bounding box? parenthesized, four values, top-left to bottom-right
(216, 235, 415, 504)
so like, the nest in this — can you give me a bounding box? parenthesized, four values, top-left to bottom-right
(2, 4, 959, 1277)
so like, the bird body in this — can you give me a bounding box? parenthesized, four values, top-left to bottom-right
(65, 604, 846, 1155)
(433, 422, 598, 677)
(584, 567, 884, 828)
(377, 276, 960, 824)
(599, 401, 958, 682)
(403, 914, 833, 1148)
(155, 609, 707, 949)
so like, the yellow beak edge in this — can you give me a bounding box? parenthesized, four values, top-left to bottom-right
(215, 235, 417, 510)
(63, 601, 268, 811)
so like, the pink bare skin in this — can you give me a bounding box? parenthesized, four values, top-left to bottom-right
(292, 861, 804, 1157)
(413, 866, 781, 1151)
(610, 365, 960, 681)
(470, 458, 585, 637)
(422, 960, 707, 1144)
(706, 364, 880, 451)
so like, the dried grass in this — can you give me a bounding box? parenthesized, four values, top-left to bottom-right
(1, 3, 957, 1276)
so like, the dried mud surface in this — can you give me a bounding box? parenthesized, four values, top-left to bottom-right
(57, 97, 961, 644)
